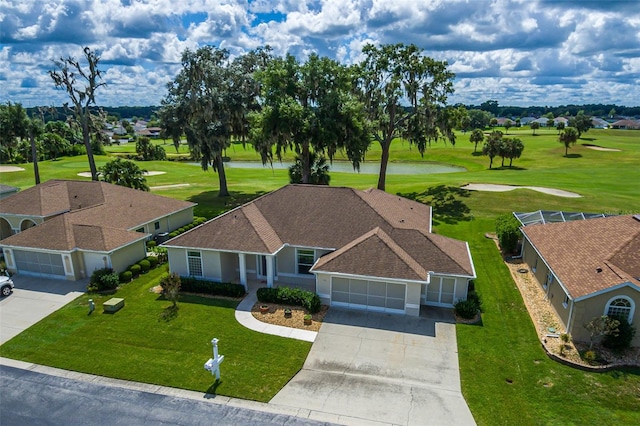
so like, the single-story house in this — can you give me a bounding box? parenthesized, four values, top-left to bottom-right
(610, 119, 640, 130)
(164, 185, 476, 316)
(519, 214, 640, 347)
(0, 179, 195, 280)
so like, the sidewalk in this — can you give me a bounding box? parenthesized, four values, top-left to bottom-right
(234, 292, 317, 343)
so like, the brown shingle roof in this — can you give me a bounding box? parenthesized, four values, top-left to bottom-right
(311, 227, 428, 281)
(0, 214, 145, 251)
(522, 215, 640, 299)
(0, 180, 195, 252)
(167, 184, 475, 279)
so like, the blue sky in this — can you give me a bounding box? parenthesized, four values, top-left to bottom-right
(1, 0, 639, 108)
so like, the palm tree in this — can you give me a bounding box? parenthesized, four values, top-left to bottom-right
(288, 152, 330, 185)
(469, 128, 484, 153)
(482, 131, 503, 169)
(99, 158, 149, 191)
(559, 127, 579, 156)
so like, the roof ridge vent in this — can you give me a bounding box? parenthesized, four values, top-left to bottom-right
(633, 214, 640, 222)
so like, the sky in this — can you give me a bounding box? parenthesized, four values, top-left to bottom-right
(1, 0, 639, 109)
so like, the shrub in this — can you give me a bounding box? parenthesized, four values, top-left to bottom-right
(119, 270, 132, 283)
(603, 317, 636, 350)
(88, 268, 119, 291)
(256, 286, 322, 314)
(146, 240, 157, 249)
(583, 350, 597, 363)
(146, 256, 159, 269)
(168, 232, 178, 238)
(138, 259, 151, 273)
(179, 277, 246, 298)
(154, 247, 168, 264)
(454, 299, 479, 319)
(128, 263, 141, 277)
(495, 213, 521, 254)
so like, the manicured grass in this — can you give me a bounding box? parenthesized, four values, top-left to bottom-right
(0, 266, 311, 402)
(1, 128, 639, 420)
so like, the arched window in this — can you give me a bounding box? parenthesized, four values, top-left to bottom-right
(605, 296, 635, 323)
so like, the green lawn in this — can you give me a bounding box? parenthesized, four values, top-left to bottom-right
(0, 266, 311, 402)
(1, 127, 639, 422)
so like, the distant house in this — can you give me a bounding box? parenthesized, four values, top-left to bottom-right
(610, 119, 640, 130)
(519, 117, 536, 125)
(531, 117, 551, 127)
(164, 185, 476, 316)
(519, 214, 640, 347)
(0, 180, 195, 280)
(591, 118, 610, 129)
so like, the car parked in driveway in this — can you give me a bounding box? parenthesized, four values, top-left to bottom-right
(1, 273, 15, 297)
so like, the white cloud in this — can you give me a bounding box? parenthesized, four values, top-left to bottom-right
(0, 0, 639, 107)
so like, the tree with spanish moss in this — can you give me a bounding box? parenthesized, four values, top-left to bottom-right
(355, 43, 455, 191)
(49, 46, 106, 181)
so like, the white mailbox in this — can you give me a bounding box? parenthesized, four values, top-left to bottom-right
(204, 338, 224, 380)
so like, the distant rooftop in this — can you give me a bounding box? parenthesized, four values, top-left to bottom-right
(513, 210, 615, 227)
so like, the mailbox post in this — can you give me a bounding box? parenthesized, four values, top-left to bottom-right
(204, 338, 224, 380)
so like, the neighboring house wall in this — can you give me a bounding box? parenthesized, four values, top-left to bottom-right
(110, 240, 147, 274)
(572, 288, 640, 346)
(167, 247, 188, 276)
(135, 209, 193, 237)
(83, 252, 111, 276)
(0, 215, 44, 237)
(522, 239, 571, 328)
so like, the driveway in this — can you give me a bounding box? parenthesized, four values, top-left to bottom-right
(270, 308, 476, 425)
(0, 275, 86, 345)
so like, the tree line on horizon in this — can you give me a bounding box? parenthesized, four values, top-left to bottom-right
(2, 44, 638, 196)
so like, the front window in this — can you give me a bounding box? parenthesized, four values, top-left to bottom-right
(606, 297, 633, 322)
(297, 249, 315, 275)
(154, 221, 160, 230)
(187, 251, 203, 277)
(563, 294, 569, 309)
(544, 272, 553, 289)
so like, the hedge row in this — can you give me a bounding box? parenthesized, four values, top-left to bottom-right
(168, 217, 207, 239)
(256, 286, 321, 314)
(180, 276, 246, 298)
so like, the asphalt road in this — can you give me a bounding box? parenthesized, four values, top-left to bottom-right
(0, 365, 328, 426)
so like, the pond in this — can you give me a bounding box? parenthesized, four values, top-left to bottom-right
(198, 161, 466, 175)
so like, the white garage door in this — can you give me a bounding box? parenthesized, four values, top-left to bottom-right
(13, 250, 65, 277)
(331, 277, 405, 314)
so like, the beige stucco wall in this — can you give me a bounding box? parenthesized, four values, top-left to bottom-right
(167, 247, 188, 276)
(220, 251, 238, 283)
(316, 273, 331, 304)
(110, 241, 147, 274)
(134, 208, 194, 238)
(201, 251, 222, 281)
(571, 287, 640, 346)
(405, 282, 421, 316)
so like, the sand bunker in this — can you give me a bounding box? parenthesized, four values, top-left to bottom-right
(150, 183, 190, 190)
(461, 184, 581, 198)
(0, 166, 26, 172)
(582, 144, 621, 152)
(77, 171, 167, 177)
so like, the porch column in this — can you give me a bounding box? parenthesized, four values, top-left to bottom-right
(266, 255, 275, 288)
(238, 253, 247, 290)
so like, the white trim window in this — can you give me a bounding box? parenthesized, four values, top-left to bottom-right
(296, 249, 315, 275)
(605, 296, 634, 323)
(187, 250, 203, 277)
(563, 294, 569, 309)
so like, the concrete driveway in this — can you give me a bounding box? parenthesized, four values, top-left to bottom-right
(270, 308, 476, 426)
(0, 275, 86, 345)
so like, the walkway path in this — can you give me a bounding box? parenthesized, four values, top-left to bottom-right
(234, 292, 317, 342)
